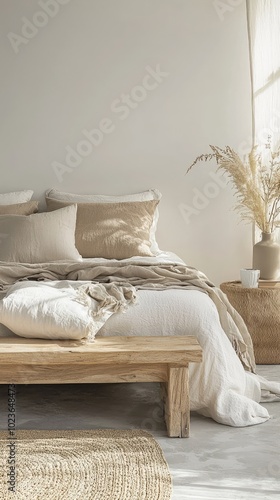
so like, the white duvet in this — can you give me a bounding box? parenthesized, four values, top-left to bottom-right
(0, 251, 279, 428)
(98, 288, 279, 427)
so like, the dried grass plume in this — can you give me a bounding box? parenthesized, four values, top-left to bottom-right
(187, 137, 280, 233)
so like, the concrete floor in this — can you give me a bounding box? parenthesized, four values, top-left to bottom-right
(0, 365, 279, 500)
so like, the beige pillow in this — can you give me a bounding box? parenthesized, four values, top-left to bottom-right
(0, 205, 82, 263)
(45, 188, 162, 254)
(0, 201, 39, 215)
(46, 197, 159, 259)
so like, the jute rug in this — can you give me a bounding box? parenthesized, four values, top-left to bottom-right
(0, 429, 172, 500)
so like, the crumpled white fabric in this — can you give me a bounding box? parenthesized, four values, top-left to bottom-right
(98, 288, 280, 427)
(0, 280, 136, 342)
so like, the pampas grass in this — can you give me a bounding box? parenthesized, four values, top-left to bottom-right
(187, 138, 280, 233)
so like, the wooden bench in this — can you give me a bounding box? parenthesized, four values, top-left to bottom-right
(0, 336, 203, 437)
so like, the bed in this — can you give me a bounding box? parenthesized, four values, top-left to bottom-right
(0, 188, 279, 429)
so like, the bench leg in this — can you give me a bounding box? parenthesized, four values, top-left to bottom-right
(162, 364, 189, 438)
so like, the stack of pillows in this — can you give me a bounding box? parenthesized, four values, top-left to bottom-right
(0, 188, 162, 263)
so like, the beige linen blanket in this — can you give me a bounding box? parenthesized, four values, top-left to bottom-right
(0, 260, 255, 372)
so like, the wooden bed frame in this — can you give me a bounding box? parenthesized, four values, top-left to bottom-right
(0, 335, 202, 437)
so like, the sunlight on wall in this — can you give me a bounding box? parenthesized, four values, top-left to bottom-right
(247, 0, 280, 149)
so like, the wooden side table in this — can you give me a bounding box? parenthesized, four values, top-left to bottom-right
(220, 281, 280, 364)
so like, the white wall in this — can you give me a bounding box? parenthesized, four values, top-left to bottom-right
(0, 0, 252, 284)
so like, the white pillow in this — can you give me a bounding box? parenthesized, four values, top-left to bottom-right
(45, 188, 162, 254)
(0, 190, 33, 205)
(0, 205, 82, 263)
(0, 281, 95, 341)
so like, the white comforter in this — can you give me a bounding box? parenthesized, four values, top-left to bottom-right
(98, 287, 279, 427)
(0, 251, 279, 428)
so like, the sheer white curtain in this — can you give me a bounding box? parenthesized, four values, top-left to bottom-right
(247, 0, 280, 149)
(246, 0, 280, 243)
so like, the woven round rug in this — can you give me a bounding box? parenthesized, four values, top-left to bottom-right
(0, 429, 172, 500)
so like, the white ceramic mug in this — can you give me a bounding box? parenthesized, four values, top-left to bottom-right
(240, 268, 260, 288)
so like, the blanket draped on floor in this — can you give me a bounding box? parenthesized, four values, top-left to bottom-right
(0, 260, 255, 371)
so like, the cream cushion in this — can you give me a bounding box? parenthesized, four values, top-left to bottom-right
(0, 279, 136, 342)
(0, 201, 39, 215)
(46, 197, 159, 259)
(0, 190, 33, 205)
(0, 281, 95, 341)
(45, 188, 162, 254)
(0, 205, 82, 263)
